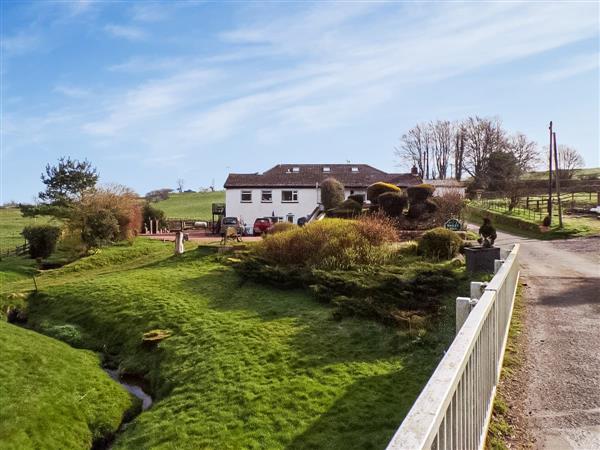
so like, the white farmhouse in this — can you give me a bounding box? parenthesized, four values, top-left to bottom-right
(224, 164, 421, 225)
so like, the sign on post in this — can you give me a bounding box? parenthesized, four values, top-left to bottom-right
(444, 218, 461, 231)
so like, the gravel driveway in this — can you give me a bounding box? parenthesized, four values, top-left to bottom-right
(492, 230, 600, 449)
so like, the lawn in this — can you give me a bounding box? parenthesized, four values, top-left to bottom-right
(0, 208, 56, 253)
(1, 239, 460, 449)
(0, 321, 134, 450)
(154, 191, 225, 219)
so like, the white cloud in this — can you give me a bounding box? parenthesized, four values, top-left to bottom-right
(538, 53, 599, 82)
(104, 24, 146, 41)
(54, 85, 90, 98)
(1, 32, 40, 56)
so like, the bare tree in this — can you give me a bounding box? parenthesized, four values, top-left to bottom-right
(176, 178, 184, 193)
(395, 123, 432, 178)
(453, 123, 466, 181)
(556, 145, 585, 179)
(430, 120, 453, 179)
(462, 116, 507, 185)
(508, 132, 539, 172)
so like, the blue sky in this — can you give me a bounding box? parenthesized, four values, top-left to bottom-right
(2, 1, 598, 203)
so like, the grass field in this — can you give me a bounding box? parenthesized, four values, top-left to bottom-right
(154, 191, 225, 219)
(1, 239, 460, 449)
(0, 320, 134, 450)
(0, 208, 56, 253)
(521, 167, 600, 181)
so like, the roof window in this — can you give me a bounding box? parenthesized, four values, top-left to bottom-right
(323, 167, 330, 172)
(351, 167, 359, 172)
(292, 167, 300, 173)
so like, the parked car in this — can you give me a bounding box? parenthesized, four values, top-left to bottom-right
(253, 217, 274, 235)
(221, 216, 244, 236)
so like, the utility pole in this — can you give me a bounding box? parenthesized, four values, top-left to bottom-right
(553, 131, 563, 228)
(547, 121, 553, 223)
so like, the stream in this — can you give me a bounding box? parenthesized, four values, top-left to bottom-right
(104, 368, 153, 411)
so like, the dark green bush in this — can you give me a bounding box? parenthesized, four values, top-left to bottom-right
(407, 184, 435, 203)
(81, 209, 121, 248)
(142, 202, 167, 231)
(348, 194, 365, 204)
(328, 198, 363, 218)
(418, 227, 462, 260)
(542, 215, 551, 227)
(407, 203, 427, 219)
(367, 182, 401, 204)
(378, 192, 407, 217)
(320, 178, 345, 210)
(22, 225, 62, 259)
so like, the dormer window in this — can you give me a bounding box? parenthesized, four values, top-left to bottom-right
(323, 167, 330, 173)
(351, 167, 359, 172)
(292, 167, 300, 173)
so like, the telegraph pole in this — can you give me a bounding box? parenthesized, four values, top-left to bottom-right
(547, 121, 553, 223)
(553, 131, 563, 228)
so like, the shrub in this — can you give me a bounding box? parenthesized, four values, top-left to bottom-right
(320, 178, 345, 210)
(418, 227, 462, 260)
(407, 203, 427, 219)
(348, 194, 365, 204)
(255, 218, 397, 270)
(407, 184, 435, 203)
(22, 225, 62, 259)
(367, 182, 401, 204)
(328, 198, 363, 218)
(542, 215, 551, 227)
(270, 222, 296, 234)
(378, 192, 407, 217)
(81, 209, 121, 248)
(142, 203, 167, 231)
(145, 188, 173, 202)
(354, 213, 399, 245)
(432, 191, 465, 226)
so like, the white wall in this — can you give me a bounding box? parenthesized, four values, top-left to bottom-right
(432, 187, 466, 198)
(226, 188, 320, 225)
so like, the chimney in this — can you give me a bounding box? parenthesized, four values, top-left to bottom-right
(411, 165, 418, 175)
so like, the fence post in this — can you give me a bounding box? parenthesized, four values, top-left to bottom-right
(494, 259, 505, 274)
(456, 297, 474, 333)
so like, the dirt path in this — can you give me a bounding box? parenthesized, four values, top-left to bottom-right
(492, 230, 600, 449)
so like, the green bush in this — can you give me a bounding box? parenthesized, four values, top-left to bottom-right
(378, 192, 407, 217)
(81, 209, 121, 248)
(328, 198, 363, 218)
(142, 203, 167, 231)
(320, 178, 345, 210)
(418, 227, 462, 260)
(348, 194, 365, 204)
(22, 225, 62, 259)
(254, 217, 397, 270)
(269, 222, 296, 234)
(407, 184, 435, 203)
(367, 182, 401, 204)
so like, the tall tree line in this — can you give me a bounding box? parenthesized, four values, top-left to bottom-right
(395, 116, 541, 186)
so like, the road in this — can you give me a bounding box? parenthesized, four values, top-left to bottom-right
(492, 229, 600, 449)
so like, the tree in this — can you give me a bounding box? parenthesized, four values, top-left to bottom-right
(39, 157, 98, 206)
(430, 120, 453, 179)
(320, 178, 345, 210)
(462, 116, 507, 187)
(483, 151, 522, 210)
(453, 123, 466, 181)
(395, 123, 432, 178)
(145, 188, 173, 202)
(509, 132, 539, 172)
(556, 145, 585, 179)
(176, 178, 184, 193)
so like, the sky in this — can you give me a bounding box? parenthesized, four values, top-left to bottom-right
(1, 0, 599, 203)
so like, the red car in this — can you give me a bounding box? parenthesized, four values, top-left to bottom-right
(253, 218, 274, 235)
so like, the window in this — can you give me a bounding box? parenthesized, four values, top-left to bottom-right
(292, 167, 300, 173)
(261, 190, 272, 203)
(241, 191, 252, 203)
(282, 190, 298, 202)
(286, 214, 294, 223)
(323, 167, 330, 172)
(351, 167, 359, 172)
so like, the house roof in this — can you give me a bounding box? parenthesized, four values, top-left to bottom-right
(224, 164, 422, 189)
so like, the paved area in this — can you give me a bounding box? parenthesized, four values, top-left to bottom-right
(492, 230, 600, 449)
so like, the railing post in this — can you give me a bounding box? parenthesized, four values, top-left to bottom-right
(456, 296, 478, 333)
(494, 259, 504, 274)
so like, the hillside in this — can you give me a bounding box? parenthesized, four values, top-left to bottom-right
(153, 191, 225, 219)
(0, 208, 56, 253)
(521, 167, 600, 181)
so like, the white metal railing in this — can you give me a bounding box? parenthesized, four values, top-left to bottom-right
(387, 244, 520, 450)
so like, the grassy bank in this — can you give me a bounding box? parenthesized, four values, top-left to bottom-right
(465, 205, 599, 239)
(154, 191, 225, 219)
(0, 208, 55, 253)
(1, 239, 462, 449)
(521, 167, 600, 181)
(0, 321, 134, 450)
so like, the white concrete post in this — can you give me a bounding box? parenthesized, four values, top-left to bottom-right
(456, 297, 473, 333)
(470, 282, 487, 300)
(175, 231, 185, 255)
(494, 259, 505, 274)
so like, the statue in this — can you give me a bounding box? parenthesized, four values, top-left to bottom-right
(477, 218, 497, 248)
